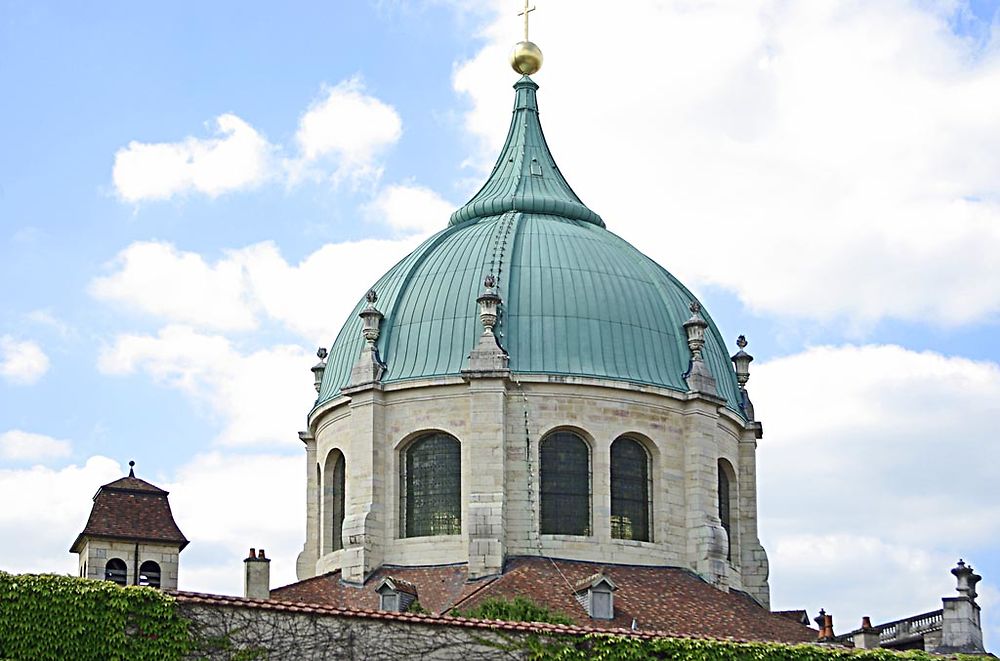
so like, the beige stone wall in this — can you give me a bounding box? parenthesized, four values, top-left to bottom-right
(298, 373, 769, 604)
(77, 538, 180, 590)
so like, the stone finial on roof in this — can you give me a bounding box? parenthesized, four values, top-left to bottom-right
(128, 460, 135, 478)
(465, 274, 510, 373)
(312, 347, 328, 394)
(731, 335, 755, 420)
(348, 289, 386, 387)
(952, 559, 982, 600)
(682, 300, 717, 396)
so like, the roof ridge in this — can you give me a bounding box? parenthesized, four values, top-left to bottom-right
(449, 76, 604, 228)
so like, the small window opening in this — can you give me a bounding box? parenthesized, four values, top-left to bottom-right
(138, 560, 161, 588)
(104, 558, 127, 586)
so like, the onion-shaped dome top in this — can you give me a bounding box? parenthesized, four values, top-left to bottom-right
(317, 76, 743, 416)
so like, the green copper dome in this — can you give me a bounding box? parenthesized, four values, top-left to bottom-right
(318, 77, 743, 415)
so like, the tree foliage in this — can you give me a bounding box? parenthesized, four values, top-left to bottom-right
(455, 596, 575, 626)
(0, 572, 190, 661)
(525, 633, 988, 660)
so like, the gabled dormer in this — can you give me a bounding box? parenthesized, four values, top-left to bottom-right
(375, 576, 418, 613)
(573, 573, 618, 620)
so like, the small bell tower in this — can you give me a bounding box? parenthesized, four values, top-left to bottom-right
(71, 461, 188, 590)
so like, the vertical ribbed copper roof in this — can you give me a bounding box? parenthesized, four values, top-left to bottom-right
(317, 77, 743, 416)
(449, 76, 603, 227)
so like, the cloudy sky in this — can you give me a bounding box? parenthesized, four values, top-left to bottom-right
(2, 0, 998, 648)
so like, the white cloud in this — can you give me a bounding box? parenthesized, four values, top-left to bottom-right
(0, 430, 72, 462)
(752, 344, 1000, 634)
(90, 234, 426, 344)
(456, 1, 1000, 326)
(97, 325, 314, 447)
(112, 114, 276, 203)
(0, 456, 123, 575)
(0, 453, 302, 596)
(165, 451, 302, 594)
(0, 335, 50, 385)
(363, 183, 456, 235)
(90, 241, 257, 332)
(293, 77, 402, 187)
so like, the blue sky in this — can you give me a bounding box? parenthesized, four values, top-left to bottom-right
(2, 0, 1000, 649)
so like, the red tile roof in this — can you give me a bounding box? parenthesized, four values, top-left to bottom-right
(170, 590, 811, 644)
(271, 557, 816, 644)
(70, 473, 187, 552)
(271, 564, 482, 614)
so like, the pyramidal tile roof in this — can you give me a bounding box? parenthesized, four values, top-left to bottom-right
(449, 76, 604, 227)
(70, 469, 187, 552)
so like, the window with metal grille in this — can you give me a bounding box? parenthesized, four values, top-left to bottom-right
(718, 459, 733, 561)
(400, 433, 461, 537)
(540, 430, 591, 536)
(104, 558, 127, 585)
(611, 437, 650, 541)
(138, 560, 161, 588)
(323, 450, 346, 552)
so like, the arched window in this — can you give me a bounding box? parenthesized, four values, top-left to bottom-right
(400, 433, 461, 537)
(104, 558, 127, 585)
(323, 450, 346, 553)
(540, 430, 591, 536)
(718, 459, 736, 561)
(610, 437, 651, 542)
(138, 560, 161, 588)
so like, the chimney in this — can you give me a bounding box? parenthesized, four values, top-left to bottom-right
(815, 611, 834, 642)
(243, 547, 271, 600)
(852, 616, 880, 649)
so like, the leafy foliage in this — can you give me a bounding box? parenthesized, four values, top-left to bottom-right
(525, 633, 987, 660)
(455, 596, 575, 626)
(0, 572, 190, 661)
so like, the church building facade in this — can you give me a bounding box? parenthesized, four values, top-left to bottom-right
(294, 63, 770, 609)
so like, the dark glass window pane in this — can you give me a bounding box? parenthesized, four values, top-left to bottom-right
(611, 437, 650, 541)
(401, 434, 461, 537)
(718, 462, 731, 561)
(323, 451, 347, 553)
(540, 431, 590, 535)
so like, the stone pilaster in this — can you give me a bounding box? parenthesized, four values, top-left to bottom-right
(682, 395, 728, 589)
(339, 385, 386, 584)
(738, 424, 770, 607)
(464, 377, 509, 578)
(296, 431, 320, 580)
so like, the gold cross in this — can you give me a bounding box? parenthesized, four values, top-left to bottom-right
(518, 0, 536, 41)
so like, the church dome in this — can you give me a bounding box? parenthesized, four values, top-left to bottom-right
(318, 76, 743, 415)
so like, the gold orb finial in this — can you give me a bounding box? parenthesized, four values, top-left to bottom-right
(510, 40, 543, 75)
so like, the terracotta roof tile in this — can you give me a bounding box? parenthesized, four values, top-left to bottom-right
(271, 557, 816, 644)
(70, 474, 187, 552)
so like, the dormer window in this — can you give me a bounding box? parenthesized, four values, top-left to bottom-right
(573, 573, 618, 620)
(375, 577, 418, 613)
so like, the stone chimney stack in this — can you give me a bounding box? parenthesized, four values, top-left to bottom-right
(852, 616, 880, 649)
(243, 547, 271, 600)
(937, 559, 985, 654)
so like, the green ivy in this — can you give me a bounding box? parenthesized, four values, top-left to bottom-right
(454, 596, 575, 625)
(0, 572, 190, 661)
(524, 633, 988, 660)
